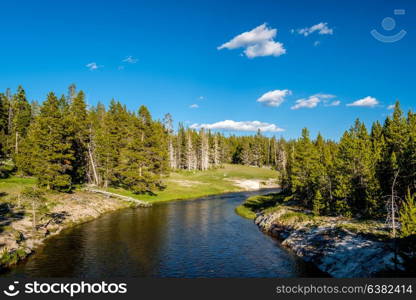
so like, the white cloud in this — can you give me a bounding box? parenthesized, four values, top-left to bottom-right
(347, 96, 379, 107)
(217, 24, 286, 58)
(257, 89, 291, 107)
(291, 93, 336, 110)
(190, 120, 284, 132)
(122, 56, 138, 64)
(326, 100, 341, 106)
(198, 96, 204, 100)
(296, 22, 334, 36)
(316, 93, 336, 99)
(189, 104, 199, 109)
(291, 96, 321, 110)
(86, 62, 101, 71)
(387, 104, 395, 110)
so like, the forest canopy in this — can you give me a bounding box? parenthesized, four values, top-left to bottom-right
(0, 85, 415, 235)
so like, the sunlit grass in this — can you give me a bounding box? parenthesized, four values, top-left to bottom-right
(0, 176, 37, 202)
(107, 164, 278, 203)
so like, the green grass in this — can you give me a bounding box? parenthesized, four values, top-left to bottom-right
(235, 205, 257, 219)
(106, 164, 278, 203)
(278, 211, 314, 224)
(0, 165, 278, 205)
(0, 248, 27, 267)
(0, 176, 37, 202)
(335, 220, 390, 239)
(235, 192, 284, 219)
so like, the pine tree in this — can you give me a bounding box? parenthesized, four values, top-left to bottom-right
(379, 101, 408, 198)
(10, 86, 32, 157)
(291, 128, 320, 207)
(0, 94, 7, 159)
(118, 106, 168, 194)
(400, 189, 416, 237)
(26, 92, 74, 191)
(95, 100, 129, 187)
(68, 90, 89, 183)
(313, 190, 325, 216)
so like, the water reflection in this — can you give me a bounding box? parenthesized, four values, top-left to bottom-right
(6, 189, 311, 278)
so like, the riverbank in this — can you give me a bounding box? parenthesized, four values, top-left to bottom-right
(238, 193, 407, 277)
(104, 164, 279, 203)
(0, 164, 278, 271)
(0, 185, 131, 271)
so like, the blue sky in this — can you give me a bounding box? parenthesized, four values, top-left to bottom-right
(1, 0, 415, 140)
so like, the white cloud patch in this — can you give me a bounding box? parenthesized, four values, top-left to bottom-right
(325, 100, 341, 106)
(257, 89, 291, 107)
(291, 93, 336, 110)
(217, 24, 286, 58)
(296, 22, 334, 36)
(387, 104, 395, 110)
(190, 120, 284, 133)
(291, 96, 321, 110)
(189, 104, 199, 109)
(86, 62, 101, 71)
(347, 96, 379, 108)
(122, 56, 138, 64)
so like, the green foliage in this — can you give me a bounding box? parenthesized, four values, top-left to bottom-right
(22, 93, 74, 191)
(1, 82, 415, 239)
(290, 128, 321, 207)
(0, 248, 27, 267)
(235, 193, 283, 220)
(400, 189, 416, 238)
(118, 106, 168, 194)
(278, 211, 314, 224)
(312, 190, 324, 216)
(235, 205, 257, 219)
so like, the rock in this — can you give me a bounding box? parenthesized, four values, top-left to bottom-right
(255, 212, 405, 278)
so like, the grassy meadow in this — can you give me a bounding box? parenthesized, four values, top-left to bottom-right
(106, 164, 278, 203)
(0, 164, 278, 205)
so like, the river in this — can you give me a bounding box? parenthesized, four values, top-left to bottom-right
(5, 189, 317, 278)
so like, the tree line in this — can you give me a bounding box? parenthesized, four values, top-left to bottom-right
(0, 85, 169, 194)
(0, 85, 284, 194)
(1, 85, 414, 236)
(277, 102, 416, 236)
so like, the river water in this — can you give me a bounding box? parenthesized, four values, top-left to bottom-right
(6, 189, 316, 278)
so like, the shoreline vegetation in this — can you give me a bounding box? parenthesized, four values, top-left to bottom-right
(237, 193, 414, 277)
(1, 85, 415, 277)
(0, 164, 278, 271)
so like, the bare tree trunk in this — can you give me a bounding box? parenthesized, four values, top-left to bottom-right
(32, 200, 36, 230)
(391, 169, 400, 238)
(15, 131, 19, 155)
(186, 132, 195, 170)
(200, 129, 209, 170)
(88, 143, 99, 186)
(168, 138, 176, 169)
(213, 135, 219, 166)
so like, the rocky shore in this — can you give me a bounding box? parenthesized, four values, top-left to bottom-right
(0, 191, 135, 271)
(254, 206, 404, 277)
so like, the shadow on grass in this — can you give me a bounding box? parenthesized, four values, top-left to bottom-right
(42, 211, 70, 227)
(0, 202, 25, 234)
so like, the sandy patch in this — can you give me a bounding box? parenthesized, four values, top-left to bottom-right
(226, 178, 278, 191)
(169, 180, 205, 187)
